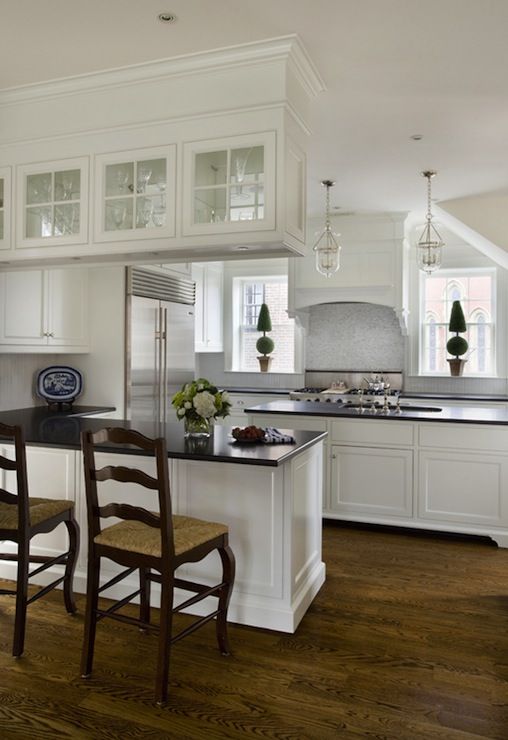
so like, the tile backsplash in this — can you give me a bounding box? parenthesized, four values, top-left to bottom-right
(305, 303, 404, 372)
(0, 354, 62, 411)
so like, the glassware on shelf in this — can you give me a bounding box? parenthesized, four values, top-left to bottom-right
(152, 208, 166, 227)
(116, 169, 130, 194)
(233, 148, 252, 200)
(136, 165, 152, 193)
(136, 198, 154, 228)
(112, 203, 127, 230)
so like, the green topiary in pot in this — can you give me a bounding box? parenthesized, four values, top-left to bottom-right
(256, 303, 274, 372)
(446, 300, 468, 376)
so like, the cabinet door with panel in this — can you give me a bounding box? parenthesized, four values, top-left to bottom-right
(94, 146, 176, 243)
(0, 166, 11, 251)
(329, 445, 413, 519)
(0, 268, 88, 352)
(193, 262, 223, 353)
(418, 449, 508, 528)
(183, 132, 275, 236)
(16, 157, 89, 248)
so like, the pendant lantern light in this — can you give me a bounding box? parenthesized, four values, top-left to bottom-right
(417, 170, 444, 274)
(313, 180, 341, 277)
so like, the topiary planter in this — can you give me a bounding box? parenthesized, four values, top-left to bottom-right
(258, 356, 272, 373)
(447, 358, 467, 377)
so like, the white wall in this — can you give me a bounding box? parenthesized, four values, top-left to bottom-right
(68, 266, 126, 416)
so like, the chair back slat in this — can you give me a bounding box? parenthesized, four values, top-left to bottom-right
(0, 421, 30, 530)
(81, 427, 173, 557)
(94, 465, 158, 489)
(0, 454, 18, 471)
(0, 489, 18, 505)
(99, 503, 161, 528)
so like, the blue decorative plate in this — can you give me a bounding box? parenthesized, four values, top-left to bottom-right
(36, 366, 83, 404)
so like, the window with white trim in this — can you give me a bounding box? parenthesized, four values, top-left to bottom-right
(232, 275, 295, 372)
(420, 269, 495, 375)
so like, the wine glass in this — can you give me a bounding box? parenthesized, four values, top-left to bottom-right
(61, 174, 74, 201)
(137, 166, 152, 194)
(116, 168, 130, 194)
(136, 200, 153, 228)
(112, 203, 127, 230)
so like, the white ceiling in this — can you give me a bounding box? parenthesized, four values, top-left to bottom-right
(3, 0, 508, 215)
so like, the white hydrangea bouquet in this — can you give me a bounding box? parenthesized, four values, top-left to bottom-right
(172, 378, 231, 438)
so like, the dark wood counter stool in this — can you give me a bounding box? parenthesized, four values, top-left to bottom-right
(80, 427, 235, 705)
(0, 421, 79, 657)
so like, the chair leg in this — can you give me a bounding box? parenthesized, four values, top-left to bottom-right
(155, 573, 174, 705)
(80, 551, 100, 678)
(63, 516, 79, 615)
(216, 543, 236, 656)
(12, 539, 30, 658)
(139, 567, 151, 630)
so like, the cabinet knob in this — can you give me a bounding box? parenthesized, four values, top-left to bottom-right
(48, 332, 54, 338)
(331, 453, 337, 459)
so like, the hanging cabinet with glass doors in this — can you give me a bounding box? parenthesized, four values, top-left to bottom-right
(182, 132, 275, 236)
(15, 157, 89, 248)
(0, 167, 11, 250)
(94, 145, 176, 243)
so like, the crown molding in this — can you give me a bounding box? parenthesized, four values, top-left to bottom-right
(0, 35, 325, 107)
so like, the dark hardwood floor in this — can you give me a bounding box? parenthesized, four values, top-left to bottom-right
(1, 522, 508, 739)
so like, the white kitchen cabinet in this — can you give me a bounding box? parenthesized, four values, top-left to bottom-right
(16, 157, 89, 248)
(0, 167, 11, 250)
(182, 133, 276, 236)
(0, 268, 89, 352)
(419, 449, 508, 528)
(217, 393, 288, 428)
(193, 262, 223, 353)
(330, 444, 413, 518)
(94, 145, 176, 243)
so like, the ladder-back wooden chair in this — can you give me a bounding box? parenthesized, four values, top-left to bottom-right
(0, 421, 79, 657)
(80, 427, 235, 705)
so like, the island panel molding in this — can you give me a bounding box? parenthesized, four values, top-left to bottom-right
(0, 412, 326, 633)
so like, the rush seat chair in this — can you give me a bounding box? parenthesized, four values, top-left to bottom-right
(0, 421, 79, 657)
(80, 426, 235, 704)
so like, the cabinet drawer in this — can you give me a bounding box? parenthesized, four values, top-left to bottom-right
(330, 418, 414, 447)
(419, 423, 508, 453)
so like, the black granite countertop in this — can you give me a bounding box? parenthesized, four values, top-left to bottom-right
(401, 392, 508, 402)
(0, 407, 326, 467)
(246, 400, 508, 426)
(224, 387, 294, 395)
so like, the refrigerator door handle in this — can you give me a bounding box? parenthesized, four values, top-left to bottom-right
(157, 305, 164, 421)
(162, 307, 168, 422)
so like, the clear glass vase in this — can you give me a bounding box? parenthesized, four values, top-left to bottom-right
(184, 415, 211, 438)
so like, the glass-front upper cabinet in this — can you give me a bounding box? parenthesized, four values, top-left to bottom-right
(94, 145, 176, 243)
(0, 166, 11, 250)
(182, 132, 275, 236)
(16, 157, 89, 248)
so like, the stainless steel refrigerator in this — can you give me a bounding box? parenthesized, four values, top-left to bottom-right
(125, 267, 196, 423)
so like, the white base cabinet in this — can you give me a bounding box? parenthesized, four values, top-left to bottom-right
(330, 445, 413, 519)
(248, 408, 508, 547)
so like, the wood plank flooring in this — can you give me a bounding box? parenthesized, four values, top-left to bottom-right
(1, 522, 508, 739)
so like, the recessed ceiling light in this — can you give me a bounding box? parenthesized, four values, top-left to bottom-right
(236, 245, 249, 251)
(410, 134, 423, 141)
(158, 12, 177, 23)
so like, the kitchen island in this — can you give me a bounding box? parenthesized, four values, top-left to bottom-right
(246, 400, 508, 548)
(0, 408, 326, 632)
